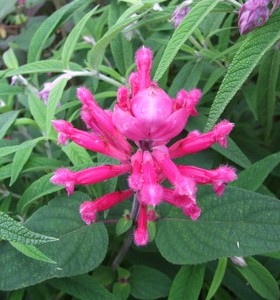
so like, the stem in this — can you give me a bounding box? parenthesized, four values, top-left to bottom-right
(224, 0, 242, 8)
(14, 118, 38, 128)
(112, 194, 139, 270)
(65, 70, 123, 87)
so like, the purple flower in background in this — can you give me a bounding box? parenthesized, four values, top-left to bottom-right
(17, 0, 26, 5)
(171, 1, 192, 28)
(238, 0, 280, 34)
(39, 74, 72, 104)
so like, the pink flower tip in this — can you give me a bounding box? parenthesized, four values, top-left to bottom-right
(213, 120, 234, 147)
(214, 166, 237, 197)
(50, 168, 75, 195)
(52, 120, 73, 132)
(79, 201, 97, 224)
(134, 228, 149, 246)
(77, 87, 95, 106)
(52, 120, 73, 145)
(218, 166, 237, 182)
(135, 47, 153, 68)
(183, 203, 201, 221)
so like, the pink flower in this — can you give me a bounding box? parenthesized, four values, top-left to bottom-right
(238, 0, 280, 35)
(51, 46, 237, 246)
(39, 74, 72, 104)
(170, 1, 192, 28)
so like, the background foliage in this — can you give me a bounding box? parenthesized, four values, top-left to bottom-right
(1, 0, 280, 299)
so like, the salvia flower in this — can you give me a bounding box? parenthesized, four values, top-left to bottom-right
(39, 73, 72, 104)
(238, 0, 280, 35)
(170, 0, 192, 28)
(51, 46, 237, 246)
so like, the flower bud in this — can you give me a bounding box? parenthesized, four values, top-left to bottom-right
(238, 0, 271, 34)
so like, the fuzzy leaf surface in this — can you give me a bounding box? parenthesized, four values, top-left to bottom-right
(0, 193, 108, 291)
(156, 186, 280, 264)
(205, 9, 280, 130)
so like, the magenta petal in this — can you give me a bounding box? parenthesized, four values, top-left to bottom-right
(134, 204, 149, 246)
(79, 201, 97, 224)
(183, 203, 201, 221)
(150, 108, 188, 143)
(135, 47, 153, 90)
(50, 168, 75, 195)
(80, 190, 133, 225)
(139, 184, 162, 206)
(77, 87, 132, 154)
(112, 105, 150, 141)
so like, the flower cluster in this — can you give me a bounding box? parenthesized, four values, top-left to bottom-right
(238, 0, 280, 34)
(51, 47, 237, 246)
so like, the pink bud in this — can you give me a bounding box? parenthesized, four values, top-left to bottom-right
(178, 165, 237, 197)
(135, 47, 153, 90)
(80, 190, 133, 224)
(131, 85, 173, 128)
(134, 204, 149, 246)
(79, 201, 97, 224)
(129, 72, 140, 97)
(50, 168, 75, 195)
(213, 120, 234, 148)
(182, 203, 201, 221)
(169, 120, 234, 158)
(238, 0, 270, 35)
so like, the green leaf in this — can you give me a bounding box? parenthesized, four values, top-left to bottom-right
(87, 7, 142, 68)
(168, 62, 204, 97)
(3, 60, 82, 78)
(0, 137, 44, 159)
(235, 257, 279, 300)
(202, 67, 226, 94)
(46, 78, 69, 136)
(205, 258, 227, 300)
(256, 49, 280, 138)
(153, 0, 220, 81)
(49, 275, 115, 300)
(212, 138, 252, 169)
(113, 282, 130, 300)
(156, 186, 280, 264)
(129, 265, 172, 300)
(7, 289, 24, 300)
(28, 93, 47, 132)
(205, 9, 280, 131)
(0, 110, 19, 139)
(62, 142, 93, 165)
(62, 6, 98, 67)
(0, 84, 23, 95)
(0, 211, 58, 245)
(17, 173, 64, 213)
(232, 151, 280, 191)
(0, 0, 17, 20)
(10, 242, 56, 264)
(109, 1, 133, 75)
(2, 48, 19, 68)
(0, 193, 108, 291)
(116, 217, 132, 236)
(28, 0, 91, 63)
(168, 264, 205, 300)
(10, 145, 34, 186)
